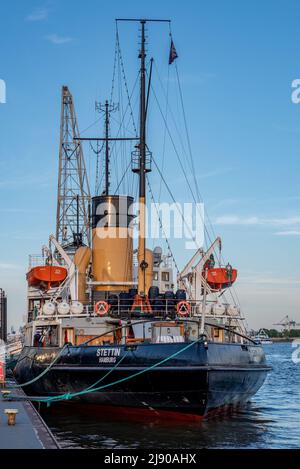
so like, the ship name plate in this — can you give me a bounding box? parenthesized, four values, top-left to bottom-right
(96, 347, 121, 364)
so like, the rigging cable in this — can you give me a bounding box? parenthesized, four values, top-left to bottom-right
(90, 141, 104, 195)
(112, 26, 241, 313)
(158, 67, 170, 203)
(114, 160, 132, 195)
(174, 62, 202, 206)
(146, 175, 182, 281)
(110, 69, 140, 192)
(116, 23, 138, 137)
(152, 63, 241, 310)
(152, 61, 194, 195)
(168, 32, 242, 309)
(150, 81, 213, 248)
(110, 27, 119, 105)
(153, 58, 218, 256)
(152, 154, 205, 253)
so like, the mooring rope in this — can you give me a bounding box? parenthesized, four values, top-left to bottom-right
(84, 351, 129, 392)
(9, 344, 68, 389)
(9, 337, 206, 404)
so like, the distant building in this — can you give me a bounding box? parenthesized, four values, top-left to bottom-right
(152, 247, 174, 293)
(133, 247, 174, 294)
(0, 289, 7, 342)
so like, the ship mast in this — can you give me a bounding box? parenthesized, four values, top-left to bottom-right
(138, 19, 147, 296)
(116, 18, 170, 296)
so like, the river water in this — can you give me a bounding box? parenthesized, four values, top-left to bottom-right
(41, 342, 300, 449)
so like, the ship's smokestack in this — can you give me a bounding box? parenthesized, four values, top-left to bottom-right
(92, 195, 134, 292)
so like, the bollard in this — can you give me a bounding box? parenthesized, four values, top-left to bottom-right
(0, 361, 5, 388)
(4, 409, 18, 426)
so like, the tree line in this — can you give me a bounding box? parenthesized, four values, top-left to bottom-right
(262, 329, 300, 338)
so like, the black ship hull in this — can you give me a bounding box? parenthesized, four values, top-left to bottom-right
(14, 341, 270, 417)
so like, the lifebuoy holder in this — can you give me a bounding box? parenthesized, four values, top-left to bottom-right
(176, 300, 191, 317)
(94, 300, 109, 316)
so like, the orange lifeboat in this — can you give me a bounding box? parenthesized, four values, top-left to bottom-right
(27, 266, 67, 290)
(205, 266, 237, 291)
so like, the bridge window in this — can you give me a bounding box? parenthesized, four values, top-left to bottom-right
(161, 272, 169, 282)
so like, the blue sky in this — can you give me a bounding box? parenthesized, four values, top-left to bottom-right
(0, 0, 300, 330)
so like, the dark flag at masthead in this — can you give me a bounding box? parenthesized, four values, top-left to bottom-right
(169, 38, 178, 65)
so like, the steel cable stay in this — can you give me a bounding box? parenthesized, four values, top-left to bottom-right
(174, 62, 202, 206)
(145, 63, 171, 249)
(168, 24, 202, 202)
(151, 156, 208, 253)
(117, 38, 128, 194)
(109, 27, 119, 106)
(115, 23, 138, 137)
(91, 141, 104, 195)
(110, 114, 137, 137)
(149, 157, 225, 301)
(173, 61, 242, 310)
(86, 24, 239, 308)
(152, 61, 192, 183)
(146, 175, 182, 281)
(150, 157, 233, 303)
(79, 25, 139, 196)
(81, 28, 139, 196)
(81, 23, 140, 196)
(114, 25, 161, 194)
(169, 23, 199, 190)
(152, 65, 215, 260)
(158, 67, 170, 204)
(79, 24, 124, 188)
(150, 66, 240, 308)
(149, 88, 214, 253)
(114, 160, 132, 195)
(111, 58, 154, 194)
(150, 83, 206, 229)
(115, 51, 122, 188)
(110, 71, 140, 193)
(152, 59, 222, 260)
(79, 116, 103, 137)
(168, 28, 242, 310)
(87, 135, 92, 201)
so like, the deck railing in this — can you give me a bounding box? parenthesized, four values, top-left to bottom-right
(34, 299, 243, 324)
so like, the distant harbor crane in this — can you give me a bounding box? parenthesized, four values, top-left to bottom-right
(274, 315, 300, 336)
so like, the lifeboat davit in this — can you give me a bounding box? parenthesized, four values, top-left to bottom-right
(27, 266, 67, 290)
(205, 267, 237, 291)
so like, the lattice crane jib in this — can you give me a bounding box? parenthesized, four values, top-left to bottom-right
(56, 86, 90, 252)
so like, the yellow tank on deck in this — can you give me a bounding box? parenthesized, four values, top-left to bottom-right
(92, 195, 134, 292)
(74, 246, 91, 303)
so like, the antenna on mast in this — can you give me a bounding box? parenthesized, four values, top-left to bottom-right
(56, 86, 91, 254)
(95, 100, 118, 195)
